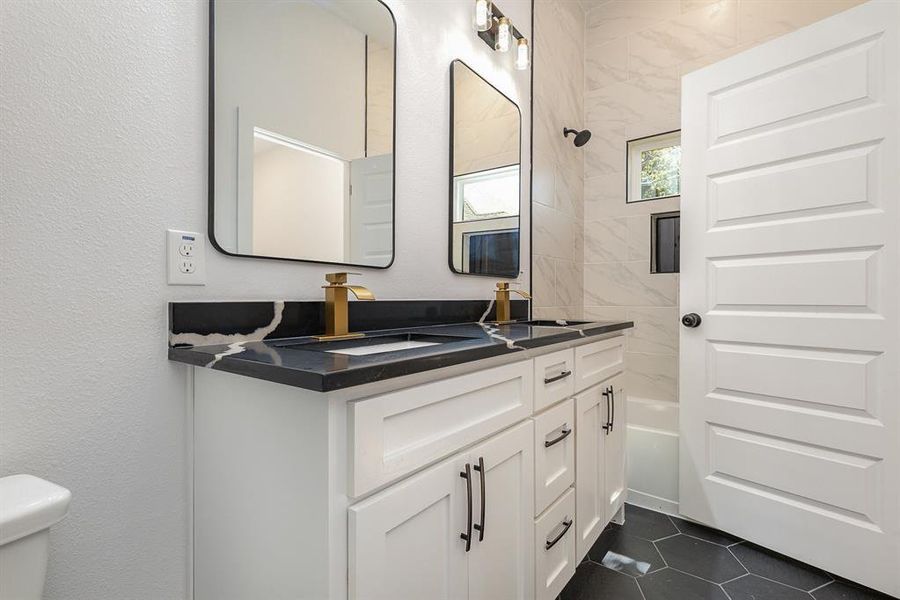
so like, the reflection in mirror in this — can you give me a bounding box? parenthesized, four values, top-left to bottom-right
(449, 61, 521, 278)
(211, 0, 395, 267)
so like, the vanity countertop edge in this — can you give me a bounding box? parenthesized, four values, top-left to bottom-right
(168, 320, 634, 393)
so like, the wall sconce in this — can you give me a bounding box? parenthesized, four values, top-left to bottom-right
(473, 1, 529, 70)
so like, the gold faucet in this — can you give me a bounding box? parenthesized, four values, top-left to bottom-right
(495, 281, 531, 323)
(316, 272, 375, 341)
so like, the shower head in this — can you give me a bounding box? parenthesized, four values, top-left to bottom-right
(563, 127, 592, 147)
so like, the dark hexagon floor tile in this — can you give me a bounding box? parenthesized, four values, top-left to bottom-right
(724, 574, 813, 600)
(638, 567, 729, 600)
(560, 561, 644, 600)
(587, 523, 665, 577)
(655, 534, 746, 583)
(619, 503, 679, 541)
(669, 516, 743, 546)
(812, 580, 898, 600)
(731, 542, 832, 591)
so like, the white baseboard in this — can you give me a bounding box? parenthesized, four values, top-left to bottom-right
(626, 489, 679, 517)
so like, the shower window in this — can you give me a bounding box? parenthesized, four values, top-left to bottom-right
(626, 130, 681, 203)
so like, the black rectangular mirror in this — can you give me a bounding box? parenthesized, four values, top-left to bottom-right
(449, 60, 522, 278)
(209, 0, 396, 268)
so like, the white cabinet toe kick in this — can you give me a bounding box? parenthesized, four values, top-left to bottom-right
(192, 334, 627, 600)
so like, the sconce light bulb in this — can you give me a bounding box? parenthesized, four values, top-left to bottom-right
(496, 17, 511, 52)
(515, 38, 530, 70)
(474, 0, 491, 32)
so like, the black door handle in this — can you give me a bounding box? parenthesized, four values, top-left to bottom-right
(601, 386, 612, 435)
(682, 313, 702, 328)
(544, 426, 572, 448)
(473, 456, 486, 542)
(460, 464, 472, 552)
(544, 370, 572, 385)
(545, 518, 573, 550)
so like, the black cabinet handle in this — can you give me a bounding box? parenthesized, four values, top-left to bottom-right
(545, 518, 573, 550)
(473, 456, 486, 542)
(544, 370, 572, 385)
(682, 313, 702, 328)
(460, 464, 472, 552)
(601, 387, 612, 435)
(544, 426, 572, 448)
(610, 387, 615, 432)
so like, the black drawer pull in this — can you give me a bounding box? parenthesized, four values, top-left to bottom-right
(473, 456, 486, 542)
(544, 370, 572, 385)
(545, 518, 573, 550)
(460, 464, 472, 552)
(544, 427, 572, 448)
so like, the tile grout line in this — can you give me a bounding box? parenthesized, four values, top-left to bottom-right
(808, 580, 835, 594)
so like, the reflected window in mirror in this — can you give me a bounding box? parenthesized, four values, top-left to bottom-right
(449, 60, 522, 278)
(210, 0, 395, 268)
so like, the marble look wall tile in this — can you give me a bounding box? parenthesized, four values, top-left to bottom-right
(586, 37, 628, 91)
(627, 215, 650, 261)
(584, 69, 680, 127)
(555, 161, 584, 219)
(586, 0, 681, 46)
(555, 259, 583, 307)
(626, 307, 678, 355)
(584, 131, 626, 179)
(628, 0, 739, 77)
(532, 150, 556, 209)
(585, 261, 677, 306)
(583, 306, 628, 322)
(584, 171, 626, 220)
(738, 0, 865, 45)
(626, 351, 678, 403)
(585, 218, 628, 263)
(532, 255, 556, 308)
(533, 203, 575, 261)
(682, 0, 720, 13)
(584, 183, 679, 220)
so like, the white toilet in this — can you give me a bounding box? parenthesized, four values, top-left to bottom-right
(0, 475, 71, 600)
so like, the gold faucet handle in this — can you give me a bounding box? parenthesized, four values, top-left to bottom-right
(325, 272, 362, 285)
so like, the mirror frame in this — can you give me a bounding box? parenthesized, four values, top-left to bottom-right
(447, 59, 523, 278)
(207, 0, 398, 268)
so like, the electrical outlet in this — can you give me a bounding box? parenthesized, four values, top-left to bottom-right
(168, 230, 206, 285)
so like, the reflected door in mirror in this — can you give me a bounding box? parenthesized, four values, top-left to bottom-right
(211, 0, 395, 267)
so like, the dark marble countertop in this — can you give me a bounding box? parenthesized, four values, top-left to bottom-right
(168, 320, 633, 393)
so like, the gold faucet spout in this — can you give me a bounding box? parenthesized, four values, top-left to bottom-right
(346, 285, 375, 301)
(494, 281, 531, 323)
(316, 273, 375, 340)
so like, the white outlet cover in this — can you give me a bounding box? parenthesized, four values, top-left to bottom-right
(167, 229, 206, 285)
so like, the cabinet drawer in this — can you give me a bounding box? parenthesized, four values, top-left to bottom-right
(349, 360, 534, 497)
(533, 399, 575, 516)
(574, 336, 625, 393)
(533, 348, 575, 412)
(535, 488, 577, 600)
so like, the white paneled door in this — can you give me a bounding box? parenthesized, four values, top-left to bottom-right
(679, 1, 899, 596)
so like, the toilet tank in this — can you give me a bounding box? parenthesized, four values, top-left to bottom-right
(0, 475, 71, 600)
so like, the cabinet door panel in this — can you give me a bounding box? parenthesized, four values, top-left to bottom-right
(468, 421, 535, 600)
(604, 376, 627, 520)
(575, 385, 606, 561)
(349, 455, 468, 600)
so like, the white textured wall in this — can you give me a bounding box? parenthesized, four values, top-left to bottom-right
(0, 1, 531, 598)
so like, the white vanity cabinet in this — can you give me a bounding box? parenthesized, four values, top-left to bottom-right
(349, 421, 534, 600)
(191, 332, 627, 600)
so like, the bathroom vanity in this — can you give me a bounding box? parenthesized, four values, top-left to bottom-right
(170, 312, 631, 600)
